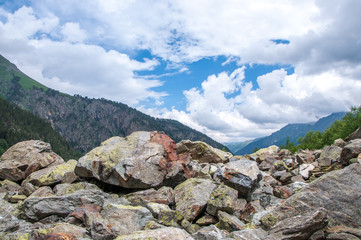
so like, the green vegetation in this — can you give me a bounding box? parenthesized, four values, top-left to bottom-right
(0, 97, 81, 160)
(281, 106, 361, 152)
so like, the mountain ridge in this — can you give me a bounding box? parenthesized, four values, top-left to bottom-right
(0, 54, 228, 153)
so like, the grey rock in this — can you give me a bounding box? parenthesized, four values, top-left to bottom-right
(206, 184, 238, 216)
(340, 139, 361, 165)
(216, 211, 245, 232)
(192, 225, 227, 240)
(229, 228, 268, 240)
(318, 145, 342, 167)
(115, 227, 194, 240)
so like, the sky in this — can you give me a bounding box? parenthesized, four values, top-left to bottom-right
(0, 0, 360, 143)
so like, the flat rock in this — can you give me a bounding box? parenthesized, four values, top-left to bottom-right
(115, 227, 194, 240)
(214, 159, 262, 198)
(0, 140, 64, 181)
(23, 159, 78, 186)
(177, 140, 232, 164)
(75, 131, 190, 189)
(261, 163, 361, 231)
(175, 178, 217, 221)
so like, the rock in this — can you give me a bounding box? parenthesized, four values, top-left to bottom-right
(28, 186, 54, 198)
(318, 145, 342, 167)
(22, 189, 105, 221)
(206, 184, 238, 216)
(214, 159, 262, 198)
(0, 140, 64, 181)
(340, 139, 361, 165)
(85, 204, 154, 239)
(251, 145, 280, 158)
(192, 225, 228, 240)
(240, 200, 264, 223)
(229, 228, 268, 240)
(175, 178, 217, 221)
(0, 179, 21, 194)
(258, 156, 278, 171)
(195, 214, 218, 226)
(19, 182, 38, 196)
(9, 194, 27, 203)
(146, 202, 182, 227)
(267, 209, 328, 240)
(261, 163, 361, 230)
(273, 185, 293, 199)
(216, 211, 245, 232)
(299, 163, 315, 179)
(23, 160, 78, 187)
(326, 226, 361, 240)
(75, 131, 191, 189)
(295, 150, 316, 164)
(181, 219, 201, 234)
(124, 186, 175, 206)
(53, 182, 100, 196)
(177, 140, 232, 164)
(291, 181, 308, 193)
(115, 227, 194, 240)
(333, 138, 346, 148)
(33, 223, 90, 239)
(345, 126, 361, 141)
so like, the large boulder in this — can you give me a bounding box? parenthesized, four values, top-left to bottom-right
(206, 184, 238, 216)
(75, 131, 191, 189)
(174, 178, 217, 221)
(340, 139, 361, 165)
(115, 227, 194, 240)
(177, 140, 232, 163)
(214, 159, 262, 198)
(261, 163, 361, 231)
(0, 140, 64, 182)
(318, 145, 342, 167)
(23, 160, 78, 186)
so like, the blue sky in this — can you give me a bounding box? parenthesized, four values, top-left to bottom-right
(0, 0, 360, 143)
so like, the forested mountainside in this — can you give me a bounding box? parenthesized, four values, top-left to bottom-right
(0, 97, 81, 159)
(0, 55, 227, 153)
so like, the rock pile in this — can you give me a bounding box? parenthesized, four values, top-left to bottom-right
(0, 130, 360, 239)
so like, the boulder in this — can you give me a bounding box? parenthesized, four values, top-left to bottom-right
(345, 126, 361, 141)
(318, 145, 342, 167)
(295, 150, 316, 164)
(261, 163, 361, 231)
(23, 159, 78, 186)
(22, 189, 105, 221)
(214, 159, 262, 198)
(206, 184, 238, 216)
(75, 131, 191, 189)
(146, 202, 182, 227)
(124, 186, 175, 206)
(53, 182, 100, 196)
(177, 140, 232, 164)
(340, 139, 361, 165)
(229, 228, 268, 240)
(33, 223, 90, 240)
(216, 211, 245, 232)
(115, 227, 194, 240)
(0, 140, 64, 181)
(175, 178, 217, 221)
(299, 163, 315, 179)
(192, 225, 228, 240)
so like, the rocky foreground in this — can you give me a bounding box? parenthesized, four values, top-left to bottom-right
(0, 130, 360, 240)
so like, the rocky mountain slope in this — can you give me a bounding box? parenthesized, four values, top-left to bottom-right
(0, 128, 360, 239)
(228, 112, 346, 155)
(0, 54, 227, 153)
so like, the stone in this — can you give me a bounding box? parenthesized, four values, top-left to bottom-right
(240, 200, 264, 223)
(214, 159, 262, 198)
(258, 156, 278, 171)
(53, 182, 100, 196)
(267, 209, 328, 240)
(251, 145, 280, 158)
(177, 140, 232, 164)
(19, 182, 38, 196)
(291, 181, 308, 193)
(326, 226, 361, 240)
(206, 184, 238, 216)
(0, 179, 21, 194)
(195, 214, 218, 226)
(345, 126, 361, 141)
(22, 189, 105, 221)
(175, 178, 217, 221)
(9, 194, 27, 203)
(33, 223, 90, 239)
(23, 159, 78, 187)
(216, 211, 245, 232)
(192, 225, 228, 240)
(333, 138, 346, 148)
(0, 140, 64, 181)
(261, 163, 361, 230)
(229, 228, 268, 240)
(124, 186, 175, 206)
(273, 185, 293, 199)
(295, 150, 315, 164)
(340, 139, 361, 165)
(75, 131, 191, 189)
(318, 145, 342, 167)
(85, 204, 154, 239)
(181, 219, 201, 234)
(115, 227, 194, 240)
(146, 202, 182, 227)
(28, 186, 54, 198)
(299, 163, 315, 179)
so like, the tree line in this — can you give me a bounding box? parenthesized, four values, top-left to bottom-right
(281, 106, 361, 152)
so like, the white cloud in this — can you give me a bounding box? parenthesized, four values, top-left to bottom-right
(61, 22, 87, 43)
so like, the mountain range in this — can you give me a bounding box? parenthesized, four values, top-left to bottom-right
(226, 111, 346, 155)
(0, 55, 227, 153)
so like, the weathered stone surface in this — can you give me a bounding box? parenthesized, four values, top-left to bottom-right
(33, 223, 90, 239)
(124, 186, 175, 206)
(214, 159, 262, 198)
(216, 211, 245, 232)
(0, 140, 64, 181)
(85, 204, 153, 239)
(299, 163, 315, 179)
(229, 228, 268, 240)
(340, 139, 361, 165)
(345, 126, 361, 141)
(251, 145, 280, 158)
(318, 145, 342, 167)
(206, 184, 238, 216)
(115, 227, 194, 240)
(23, 160, 78, 187)
(267, 209, 328, 240)
(53, 182, 100, 196)
(19, 182, 38, 196)
(75, 131, 190, 189)
(258, 156, 278, 171)
(295, 150, 316, 164)
(22, 189, 105, 221)
(146, 202, 182, 227)
(181, 219, 201, 234)
(261, 163, 361, 230)
(175, 178, 217, 221)
(177, 140, 232, 164)
(195, 214, 218, 226)
(0, 179, 21, 194)
(326, 226, 361, 240)
(192, 225, 228, 240)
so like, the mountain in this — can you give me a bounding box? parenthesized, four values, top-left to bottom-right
(226, 139, 255, 154)
(0, 97, 81, 159)
(0, 55, 228, 153)
(228, 112, 346, 155)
